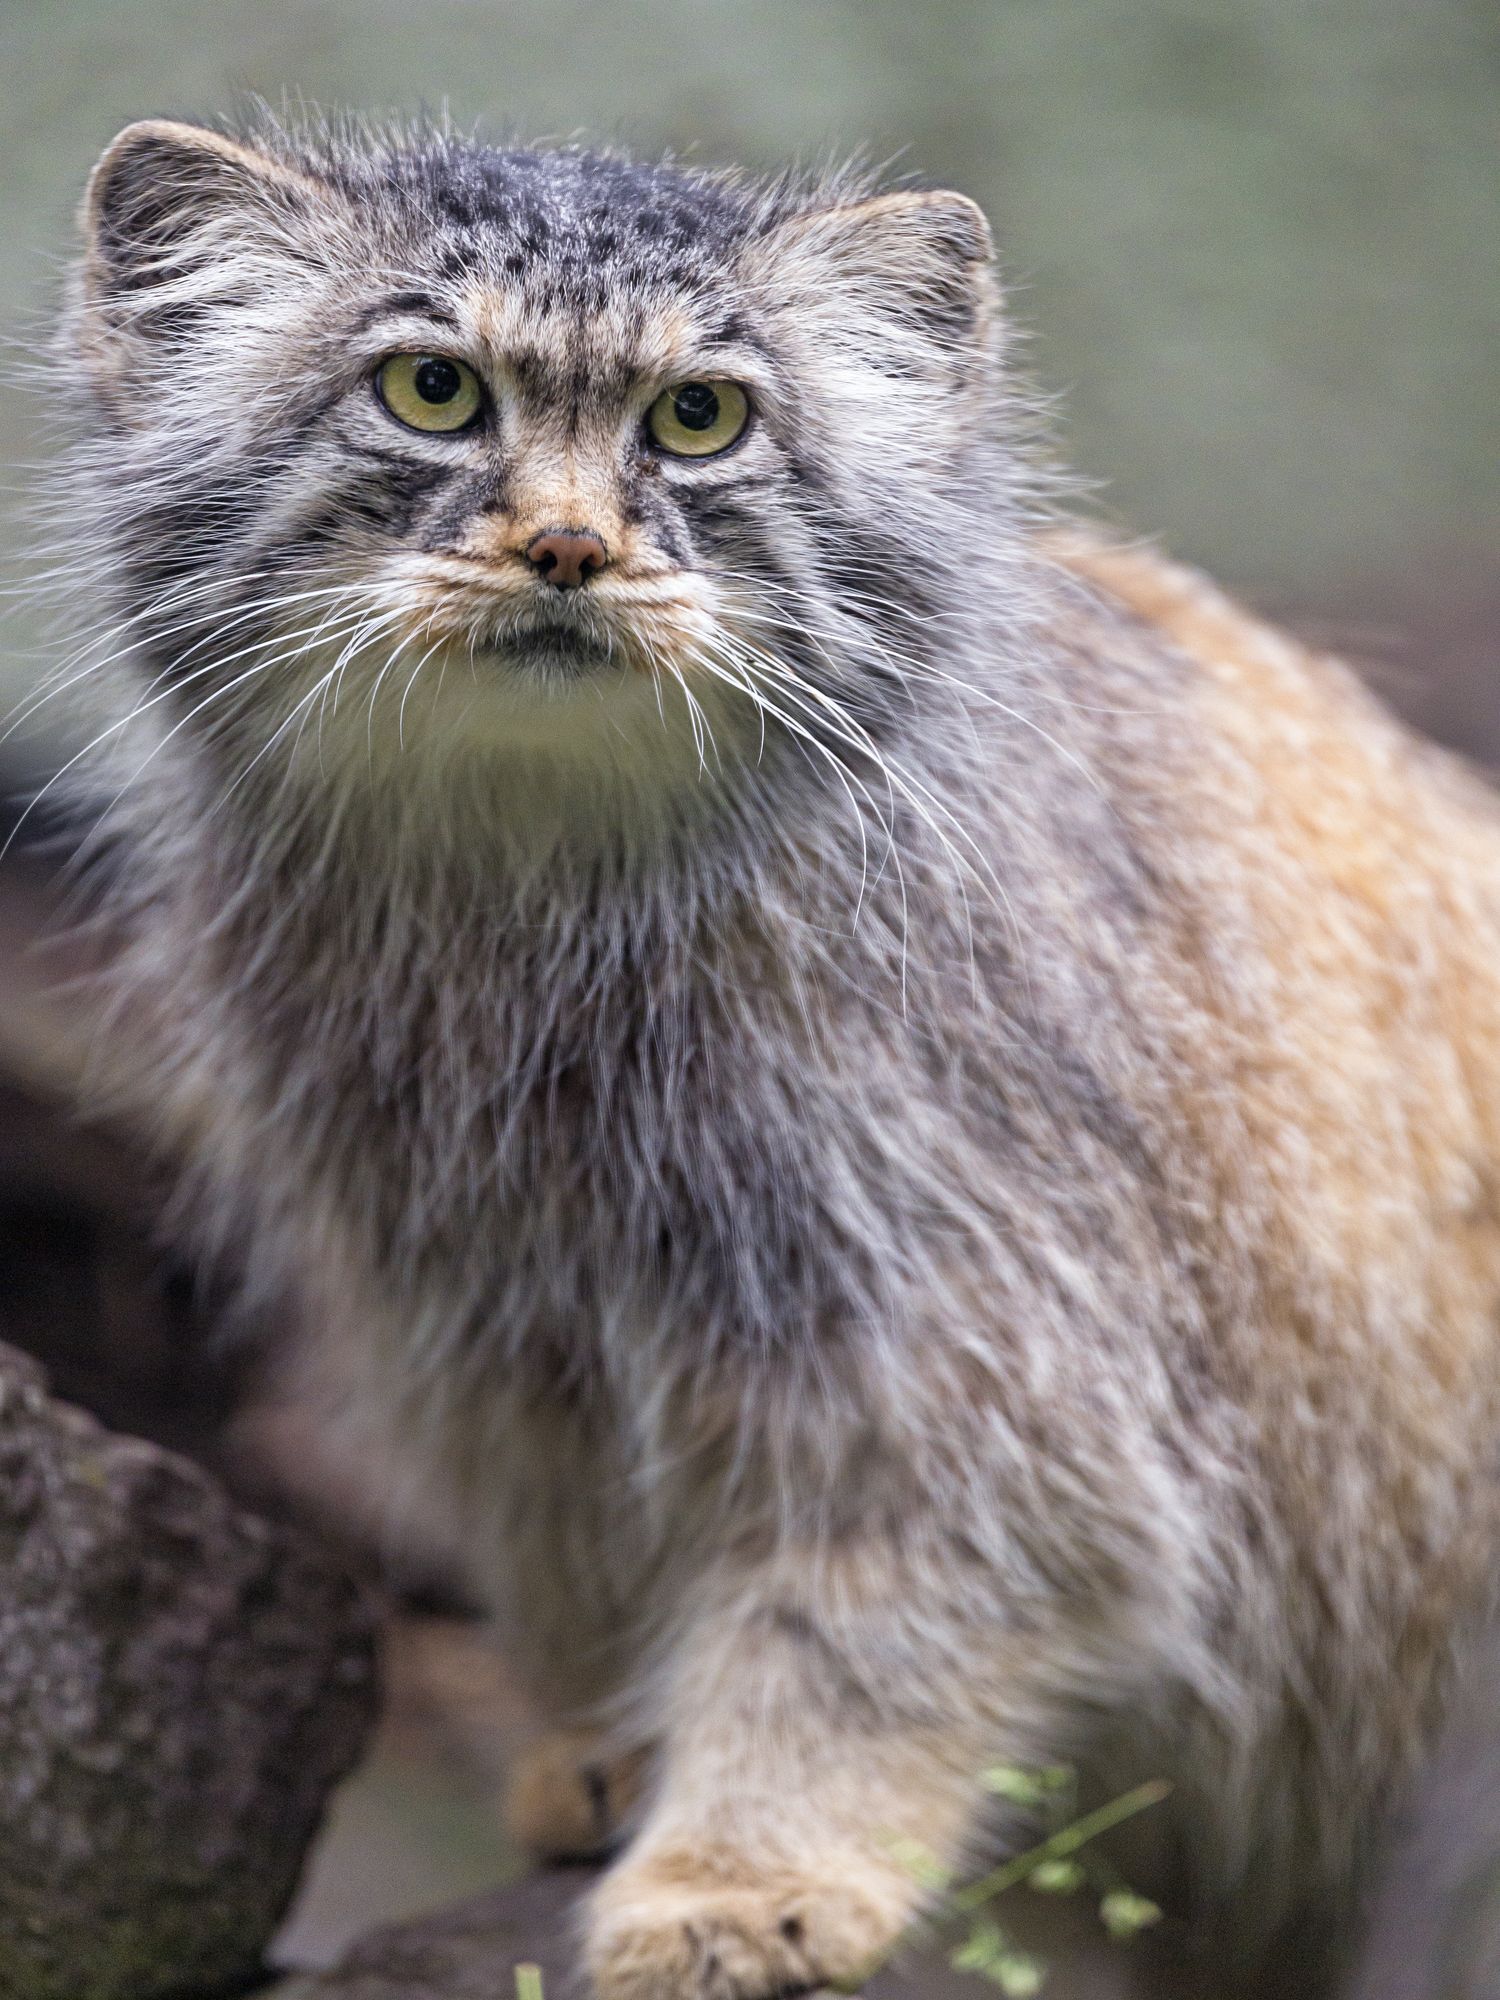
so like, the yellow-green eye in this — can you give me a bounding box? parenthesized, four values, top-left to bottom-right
(375, 353, 484, 433)
(646, 380, 750, 458)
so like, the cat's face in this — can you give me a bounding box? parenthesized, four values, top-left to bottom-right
(69, 120, 1001, 804)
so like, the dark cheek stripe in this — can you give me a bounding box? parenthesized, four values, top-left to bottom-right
(352, 443, 449, 480)
(622, 476, 692, 567)
(257, 461, 455, 557)
(680, 482, 811, 572)
(418, 466, 512, 551)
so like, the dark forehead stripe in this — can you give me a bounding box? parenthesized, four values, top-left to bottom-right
(361, 143, 760, 289)
(349, 291, 461, 333)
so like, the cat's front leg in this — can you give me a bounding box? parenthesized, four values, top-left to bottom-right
(582, 1549, 1054, 2000)
(505, 1727, 648, 1860)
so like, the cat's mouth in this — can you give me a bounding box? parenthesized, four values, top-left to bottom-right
(485, 617, 618, 676)
(443, 590, 683, 684)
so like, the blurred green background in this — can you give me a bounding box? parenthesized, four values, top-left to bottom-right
(2, 0, 1497, 760)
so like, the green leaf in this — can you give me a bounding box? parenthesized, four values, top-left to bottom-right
(1099, 1890, 1163, 1938)
(951, 1919, 1009, 1973)
(995, 1952, 1046, 1996)
(514, 1966, 545, 2000)
(980, 1765, 1046, 1806)
(1027, 1858, 1085, 1894)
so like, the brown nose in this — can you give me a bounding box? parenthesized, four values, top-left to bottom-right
(524, 529, 608, 590)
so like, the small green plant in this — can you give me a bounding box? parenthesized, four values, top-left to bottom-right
(889, 1766, 1171, 1995)
(508, 1772, 1168, 2000)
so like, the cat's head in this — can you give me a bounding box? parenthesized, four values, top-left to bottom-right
(64, 117, 1010, 823)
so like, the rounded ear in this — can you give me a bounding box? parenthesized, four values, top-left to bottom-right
(75, 121, 319, 404)
(82, 119, 311, 294)
(761, 188, 999, 347)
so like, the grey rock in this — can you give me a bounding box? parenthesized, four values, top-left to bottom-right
(271, 1872, 592, 2000)
(0, 1341, 379, 2000)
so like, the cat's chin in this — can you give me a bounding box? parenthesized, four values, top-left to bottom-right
(344, 631, 742, 786)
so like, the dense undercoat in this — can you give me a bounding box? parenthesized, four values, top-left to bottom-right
(45, 115, 1500, 1996)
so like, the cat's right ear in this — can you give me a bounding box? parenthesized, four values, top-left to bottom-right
(748, 189, 1001, 359)
(77, 121, 315, 392)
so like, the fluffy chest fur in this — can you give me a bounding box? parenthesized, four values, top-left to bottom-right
(152, 697, 1195, 1408)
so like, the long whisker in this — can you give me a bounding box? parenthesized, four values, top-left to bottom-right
(714, 631, 1016, 994)
(364, 619, 425, 762)
(683, 643, 891, 949)
(396, 625, 450, 753)
(722, 577, 1109, 794)
(216, 660, 348, 816)
(710, 595, 1034, 985)
(83, 604, 392, 843)
(0, 591, 379, 861)
(0, 575, 372, 749)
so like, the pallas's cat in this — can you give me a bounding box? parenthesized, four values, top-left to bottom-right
(44, 115, 1500, 1996)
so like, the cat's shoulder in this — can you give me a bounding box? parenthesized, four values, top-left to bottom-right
(1040, 522, 1500, 847)
(1041, 524, 1372, 722)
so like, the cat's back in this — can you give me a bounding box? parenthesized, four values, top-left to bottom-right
(1042, 528, 1500, 1499)
(1046, 527, 1500, 1042)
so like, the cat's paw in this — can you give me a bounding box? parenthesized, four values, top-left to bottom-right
(584, 1844, 911, 1999)
(503, 1729, 645, 1861)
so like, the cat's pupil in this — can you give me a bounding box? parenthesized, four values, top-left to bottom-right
(414, 357, 461, 404)
(673, 383, 720, 432)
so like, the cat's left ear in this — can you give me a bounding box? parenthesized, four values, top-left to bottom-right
(750, 188, 1000, 357)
